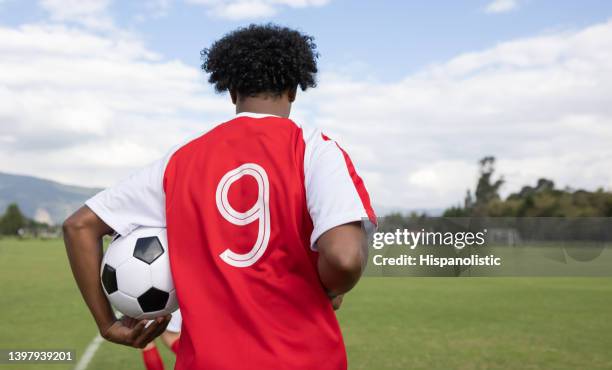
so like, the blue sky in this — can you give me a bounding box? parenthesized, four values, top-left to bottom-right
(144, 0, 612, 80)
(1, 0, 612, 214)
(3, 0, 612, 80)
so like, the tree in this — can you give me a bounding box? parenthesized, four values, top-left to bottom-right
(453, 156, 504, 216)
(443, 159, 612, 217)
(0, 203, 27, 236)
(474, 156, 504, 208)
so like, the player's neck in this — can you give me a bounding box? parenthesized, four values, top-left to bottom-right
(235, 94, 292, 118)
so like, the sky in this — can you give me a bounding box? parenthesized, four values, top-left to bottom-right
(1, 0, 612, 212)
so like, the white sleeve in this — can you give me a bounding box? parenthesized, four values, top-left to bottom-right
(166, 309, 182, 333)
(85, 157, 168, 236)
(303, 128, 377, 249)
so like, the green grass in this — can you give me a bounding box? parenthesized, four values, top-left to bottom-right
(1, 238, 612, 370)
(0, 238, 176, 370)
(340, 278, 612, 370)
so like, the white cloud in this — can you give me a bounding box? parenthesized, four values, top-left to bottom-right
(2, 12, 612, 213)
(0, 23, 228, 186)
(406, 161, 476, 201)
(292, 20, 612, 210)
(38, 0, 115, 30)
(484, 0, 518, 14)
(134, 0, 175, 21)
(186, 0, 330, 20)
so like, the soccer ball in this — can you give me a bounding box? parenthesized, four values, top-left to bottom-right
(100, 227, 178, 319)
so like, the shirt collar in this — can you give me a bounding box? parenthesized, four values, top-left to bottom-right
(236, 111, 281, 118)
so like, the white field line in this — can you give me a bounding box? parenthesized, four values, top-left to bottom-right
(74, 311, 123, 370)
(73, 334, 104, 370)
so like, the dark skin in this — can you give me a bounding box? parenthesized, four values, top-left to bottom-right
(64, 88, 367, 348)
(63, 207, 171, 348)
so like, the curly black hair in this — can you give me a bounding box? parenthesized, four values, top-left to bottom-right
(201, 24, 318, 97)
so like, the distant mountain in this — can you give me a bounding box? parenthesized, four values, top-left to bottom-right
(0, 172, 101, 225)
(0, 171, 444, 226)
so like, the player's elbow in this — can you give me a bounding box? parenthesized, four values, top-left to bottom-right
(317, 223, 367, 293)
(319, 238, 365, 291)
(317, 241, 364, 295)
(325, 243, 364, 278)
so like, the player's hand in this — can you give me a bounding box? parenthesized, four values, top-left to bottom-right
(331, 294, 344, 310)
(101, 315, 171, 348)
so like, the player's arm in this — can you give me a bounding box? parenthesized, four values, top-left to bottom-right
(63, 206, 170, 348)
(304, 129, 377, 309)
(316, 221, 367, 298)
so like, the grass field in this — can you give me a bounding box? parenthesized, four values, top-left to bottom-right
(1, 238, 612, 370)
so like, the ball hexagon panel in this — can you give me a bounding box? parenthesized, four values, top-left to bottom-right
(155, 229, 169, 250)
(102, 237, 136, 269)
(116, 259, 152, 298)
(165, 290, 179, 312)
(133, 236, 164, 264)
(109, 291, 144, 318)
(137, 310, 165, 320)
(138, 287, 169, 313)
(150, 254, 173, 292)
(101, 264, 118, 295)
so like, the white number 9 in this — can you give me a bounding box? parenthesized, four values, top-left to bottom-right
(215, 163, 271, 267)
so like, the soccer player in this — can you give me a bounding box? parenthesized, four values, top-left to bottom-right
(64, 24, 376, 370)
(141, 310, 181, 370)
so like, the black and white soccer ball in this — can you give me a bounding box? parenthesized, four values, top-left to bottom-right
(100, 227, 178, 319)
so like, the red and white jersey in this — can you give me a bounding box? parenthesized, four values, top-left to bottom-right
(86, 112, 376, 370)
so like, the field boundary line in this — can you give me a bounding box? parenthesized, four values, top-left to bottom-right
(74, 334, 104, 370)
